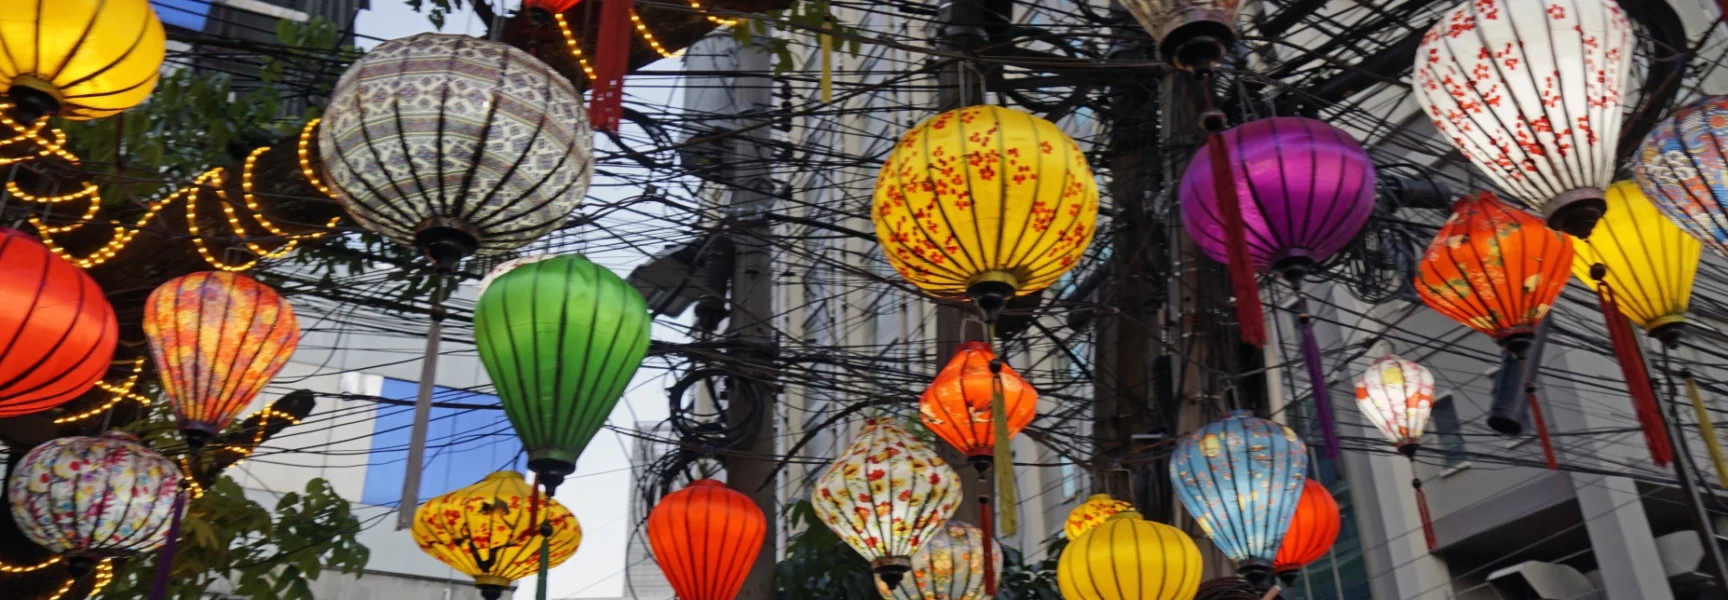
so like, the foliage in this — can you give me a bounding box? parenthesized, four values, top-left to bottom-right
(775, 497, 1066, 600)
(734, 0, 865, 76)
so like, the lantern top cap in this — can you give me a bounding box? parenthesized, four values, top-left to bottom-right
(1106, 510, 1144, 523)
(1224, 409, 1253, 418)
(483, 471, 525, 482)
(97, 431, 141, 442)
(688, 479, 724, 487)
(957, 341, 992, 353)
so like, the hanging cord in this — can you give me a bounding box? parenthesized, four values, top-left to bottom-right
(148, 477, 193, 600)
(1516, 319, 1559, 469)
(1292, 287, 1338, 459)
(1589, 262, 1672, 465)
(531, 473, 552, 600)
(1197, 71, 1266, 347)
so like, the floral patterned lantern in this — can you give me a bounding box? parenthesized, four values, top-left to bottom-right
(1354, 355, 1436, 454)
(1413, 0, 1634, 238)
(7, 432, 179, 575)
(812, 419, 962, 588)
(875, 520, 1000, 600)
(0, 228, 119, 418)
(143, 272, 299, 449)
(1170, 410, 1308, 587)
(871, 105, 1099, 323)
(1064, 493, 1134, 541)
(411, 471, 581, 600)
(1273, 479, 1340, 579)
(1414, 193, 1573, 356)
(647, 480, 766, 600)
(1056, 511, 1203, 600)
(1636, 95, 1728, 259)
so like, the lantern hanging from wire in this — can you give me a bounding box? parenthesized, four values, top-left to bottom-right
(1354, 354, 1441, 550)
(1180, 116, 1378, 458)
(1636, 95, 1728, 258)
(412, 471, 581, 600)
(1415, 192, 1572, 355)
(1064, 493, 1133, 541)
(0, 228, 118, 418)
(1170, 410, 1308, 588)
(1115, 0, 1240, 72)
(1413, 0, 1634, 238)
(812, 419, 962, 588)
(647, 480, 766, 600)
(0, 0, 167, 121)
(1273, 478, 1340, 583)
(872, 105, 1100, 323)
(874, 520, 999, 600)
(7, 432, 180, 577)
(143, 271, 299, 449)
(1056, 511, 1204, 600)
(474, 254, 650, 496)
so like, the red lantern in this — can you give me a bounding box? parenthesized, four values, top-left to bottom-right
(1274, 478, 1340, 576)
(0, 227, 118, 417)
(647, 479, 766, 600)
(524, 0, 581, 15)
(918, 341, 1037, 461)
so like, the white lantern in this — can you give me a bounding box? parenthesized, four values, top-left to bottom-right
(1412, 0, 1633, 238)
(1353, 355, 1436, 455)
(319, 33, 593, 265)
(811, 419, 962, 588)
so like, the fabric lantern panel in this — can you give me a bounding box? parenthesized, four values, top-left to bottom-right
(1170, 410, 1308, 582)
(142, 272, 299, 445)
(1414, 192, 1574, 353)
(0, 228, 119, 418)
(1064, 493, 1133, 541)
(812, 419, 962, 587)
(1636, 95, 1728, 258)
(411, 471, 581, 600)
(0, 0, 166, 119)
(647, 480, 766, 600)
(918, 341, 1037, 459)
(1354, 355, 1436, 450)
(1056, 511, 1203, 600)
(7, 432, 180, 570)
(875, 520, 999, 600)
(1273, 479, 1340, 576)
(1569, 181, 1700, 343)
(1413, 0, 1633, 237)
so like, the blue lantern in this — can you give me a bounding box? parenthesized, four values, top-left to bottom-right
(1170, 410, 1308, 586)
(1634, 95, 1728, 257)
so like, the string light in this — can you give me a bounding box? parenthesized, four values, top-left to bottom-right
(296, 118, 334, 197)
(39, 559, 113, 600)
(0, 556, 60, 573)
(554, 14, 599, 80)
(53, 357, 151, 424)
(222, 407, 303, 465)
(177, 454, 207, 499)
(686, 0, 738, 26)
(6, 181, 97, 203)
(631, 11, 681, 58)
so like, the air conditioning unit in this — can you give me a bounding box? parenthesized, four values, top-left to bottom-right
(1655, 529, 1728, 599)
(1486, 561, 1598, 600)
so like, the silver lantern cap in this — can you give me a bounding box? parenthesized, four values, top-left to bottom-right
(319, 33, 594, 265)
(1119, 0, 1240, 72)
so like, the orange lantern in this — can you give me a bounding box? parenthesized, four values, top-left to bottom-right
(1273, 479, 1339, 579)
(143, 272, 299, 448)
(647, 480, 766, 600)
(1414, 192, 1573, 355)
(919, 341, 1037, 465)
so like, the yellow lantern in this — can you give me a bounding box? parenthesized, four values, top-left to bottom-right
(871, 105, 1100, 320)
(1570, 180, 1700, 346)
(412, 471, 582, 600)
(1058, 511, 1203, 600)
(1064, 493, 1133, 541)
(0, 0, 166, 120)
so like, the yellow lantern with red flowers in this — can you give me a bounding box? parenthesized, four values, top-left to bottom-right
(411, 471, 581, 600)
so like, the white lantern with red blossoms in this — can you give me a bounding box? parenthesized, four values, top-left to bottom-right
(812, 419, 963, 589)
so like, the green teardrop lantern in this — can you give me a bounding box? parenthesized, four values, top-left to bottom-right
(473, 254, 651, 495)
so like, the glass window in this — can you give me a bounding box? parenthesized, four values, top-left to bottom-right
(1060, 463, 1078, 500)
(1429, 394, 1468, 467)
(360, 378, 523, 506)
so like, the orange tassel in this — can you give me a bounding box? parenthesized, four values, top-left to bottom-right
(1595, 281, 1673, 466)
(1207, 131, 1266, 347)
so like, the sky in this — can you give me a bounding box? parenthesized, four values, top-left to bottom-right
(352, 3, 686, 598)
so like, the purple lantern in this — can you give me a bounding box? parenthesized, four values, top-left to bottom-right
(1180, 116, 1377, 459)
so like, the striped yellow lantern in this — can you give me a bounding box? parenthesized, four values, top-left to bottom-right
(1057, 511, 1203, 600)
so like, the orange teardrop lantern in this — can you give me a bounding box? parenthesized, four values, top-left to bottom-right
(647, 480, 766, 600)
(1414, 192, 1573, 354)
(143, 272, 299, 448)
(919, 341, 1037, 463)
(1273, 478, 1339, 577)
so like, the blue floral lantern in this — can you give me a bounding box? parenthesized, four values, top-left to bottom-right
(1634, 95, 1728, 256)
(1169, 410, 1308, 587)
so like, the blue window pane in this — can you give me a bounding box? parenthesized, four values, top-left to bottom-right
(152, 0, 211, 32)
(360, 378, 522, 506)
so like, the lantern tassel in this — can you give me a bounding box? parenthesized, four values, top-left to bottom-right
(990, 362, 1017, 537)
(978, 470, 996, 596)
(148, 481, 190, 600)
(588, 0, 633, 132)
(1593, 276, 1673, 465)
(1525, 388, 1560, 470)
(1296, 297, 1338, 459)
(1206, 130, 1266, 347)
(1410, 474, 1436, 551)
(1685, 371, 1728, 488)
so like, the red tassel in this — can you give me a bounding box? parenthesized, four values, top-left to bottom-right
(1412, 478, 1436, 551)
(1525, 391, 1560, 470)
(1595, 282, 1673, 466)
(979, 488, 996, 596)
(1207, 131, 1266, 347)
(588, 0, 633, 132)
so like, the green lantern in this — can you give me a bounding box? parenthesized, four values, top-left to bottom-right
(474, 254, 651, 495)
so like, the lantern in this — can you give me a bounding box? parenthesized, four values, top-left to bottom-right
(919, 341, 1036, 463)
(1056, 511, 1203, 600)
(1116, 0, 1240, 71)
(0, 0, 166, 120)
(523, 0, 581, 17)
(1170, 410, 1308, 585)
(1571, 182, 1701, 343)
(1636, 95, 1728, 259)
(871, 105, 1100, 322)
(0, 228, 118, 418)
(143, 272, 299, 448)
(647, 480, 766, 600)
(1413, 0, 1634, 238)
(1180, 116, 1378, 457)
(1195, 577, 1259, 600)
(7, 432, 180, 575)
(1354, 355, 1436, 453)
(1064, 493, 1133, 541)
(874, 520, 1000, 600)
(1414, 192, 1573, 355)
(1273, 479, 1340, 579)
(319, 33, 593, 266)
(812, 419, 962, 587)
(412, 471, 581, 600)
(473, 254, 650, 495)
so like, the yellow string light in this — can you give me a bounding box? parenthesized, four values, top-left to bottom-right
(5, 181, 98, 203)
(685, 0, 738, 26)
(630, 11, 680, 58)
(176, 455, 206, 499)
(553, 13, 599, 80)
(40, 577, 75, 600)
(296, 118, 334, 197)
(0, 556, 60, 573)
(37, 559, 113, 600)
(53, 357, 150, 424)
